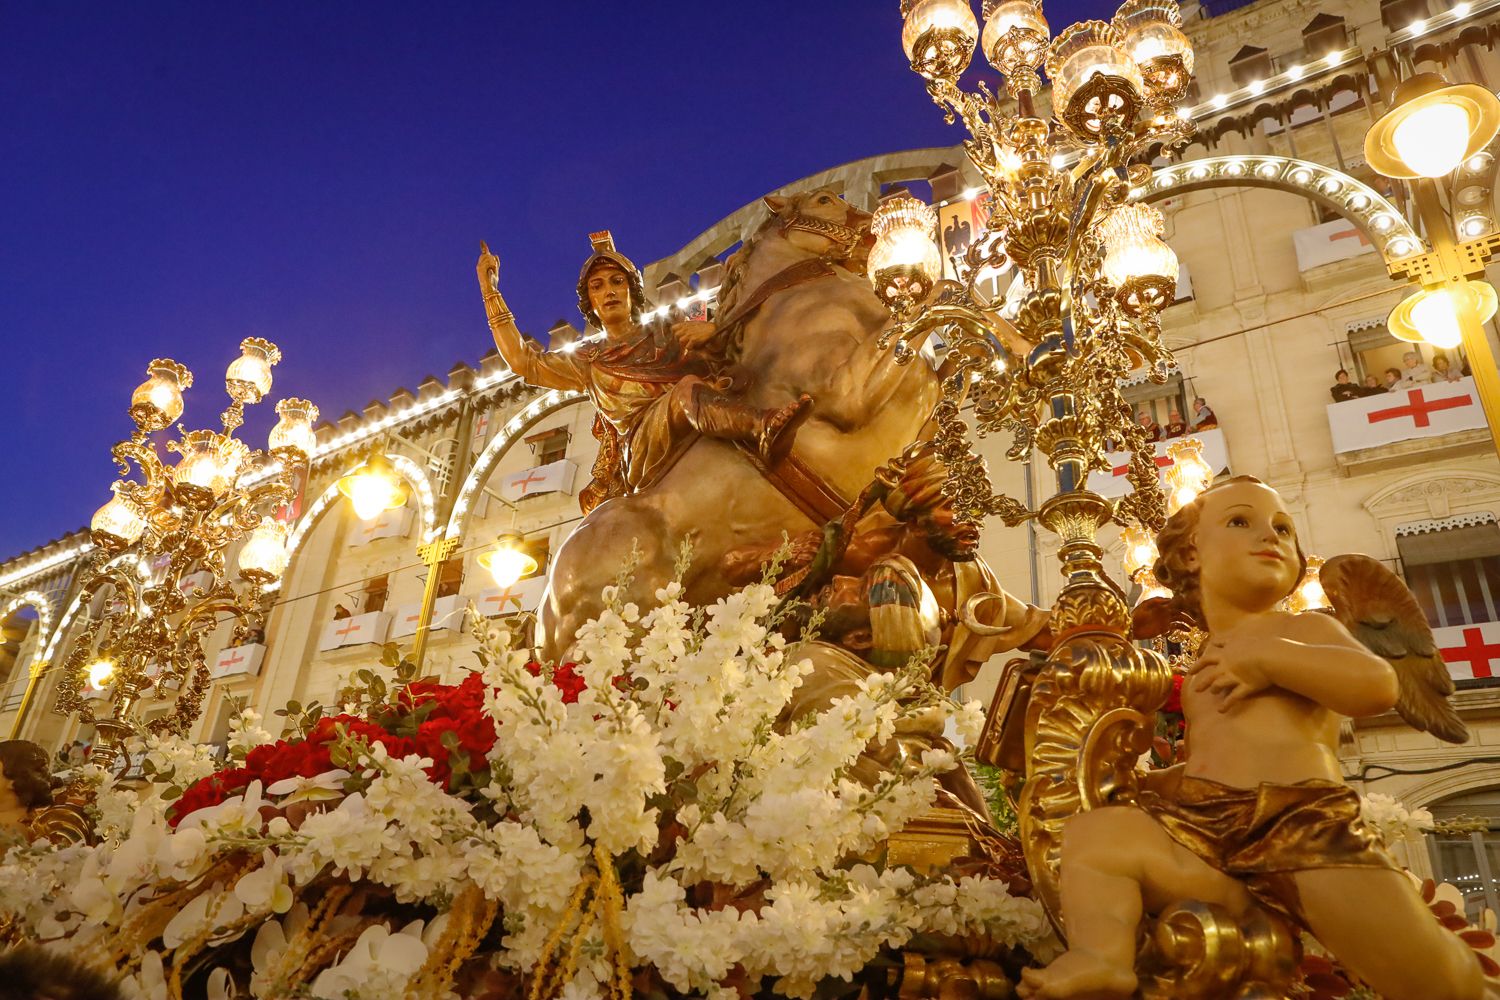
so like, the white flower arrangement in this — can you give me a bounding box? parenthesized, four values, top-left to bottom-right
(0, 568, 1056, 999)
(1360, 791, 1436, 847)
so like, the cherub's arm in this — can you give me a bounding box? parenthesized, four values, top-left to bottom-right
(1192, 612, 1398, 717)
(476, 243, 587, 392)
(1262, 613, 1400, 716)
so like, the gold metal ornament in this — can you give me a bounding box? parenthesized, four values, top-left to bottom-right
(54, 341, 312, 767)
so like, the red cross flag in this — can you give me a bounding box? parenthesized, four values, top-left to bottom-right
(211, 643, 266, 680)
(1087, 427, 1231, 499)
(318, 611, 390, 652)
(1293, 217, 1375, 272)
(477, 576, 548, 618)
(348, 507, 413, 548)
(471, 410, 494, 456)
(1328, 377, 1485, 454)
(500, 459, 577, 502)
(1434, 621, 1500, 682)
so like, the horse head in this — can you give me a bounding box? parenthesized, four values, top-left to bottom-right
(763, 188, 872, 263)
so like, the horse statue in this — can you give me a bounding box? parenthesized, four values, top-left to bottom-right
(522, 189, 942, 660)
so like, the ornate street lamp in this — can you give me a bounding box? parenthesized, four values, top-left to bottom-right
(48, 340, 315, 767)
(889, 0, 1198, 929)
(1366, 71, 1500, 459)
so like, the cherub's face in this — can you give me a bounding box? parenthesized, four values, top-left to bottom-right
(586, 265, 633, 329)
(1191, 481, 1301, 610)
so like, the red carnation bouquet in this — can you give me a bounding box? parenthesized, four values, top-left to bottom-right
(169, 658, 585, 826)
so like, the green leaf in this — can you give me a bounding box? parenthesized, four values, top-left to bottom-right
(163, 785, 183, 801)
(380, 643, 403, 669)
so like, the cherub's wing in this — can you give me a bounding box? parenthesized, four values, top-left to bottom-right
(1321, 553, 1469, 744)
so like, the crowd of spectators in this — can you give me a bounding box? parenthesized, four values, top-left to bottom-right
(1329, 351, 1468, 403)
(1136, 396, 1217, 442)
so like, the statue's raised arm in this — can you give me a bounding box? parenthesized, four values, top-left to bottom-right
(475, 241, 587, 393)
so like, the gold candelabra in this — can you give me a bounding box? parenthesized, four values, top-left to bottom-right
(50, 339, 317, 768)
(885, 0, 1199, 928)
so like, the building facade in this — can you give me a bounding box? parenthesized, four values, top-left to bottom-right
(4, 0, 1500, 916)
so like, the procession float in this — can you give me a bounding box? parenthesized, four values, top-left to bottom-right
(6, 1, 1500, 997)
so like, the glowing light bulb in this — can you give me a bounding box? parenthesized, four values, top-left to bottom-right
(1409, 286, 1465, 349)
(1099, 204, 1178, 287)
(1392, 102, 1473, 178)
(238, 517, 290, 582)
(337, 454, 409, 521)
(91, 492, 147, 548)
(86, 658, 116, 690)
(479, 532, 538, 589)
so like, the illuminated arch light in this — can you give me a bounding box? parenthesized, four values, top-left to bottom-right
(445, 389, 588, 539)
(0, 591, 54, 676)
(276, 452, 440, 591)
(1143, 155, 1426, 270)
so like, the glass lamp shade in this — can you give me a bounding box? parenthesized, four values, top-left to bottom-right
(1365, 74, 1500, 180)
(91, 490, 148, 549)
(1112, 0, 1193, 97)
(1099, 204, 1179, 287)
(479, 532, 538, 589)
(172, 430, 249, 503)
(1163, 437, 1214, 515)
(1387, 280, 1498, 351)
(129, 359, 193, 432)
(1135, 568, 1172, 604)
(225, 337, 282, 402)
(1120, 522, 1159, 581)
(1285, 555, 1330, 613)
(1045, 20, 1143, 120)
(901, 0, 980, 80)
(982, 0, 1049, 75)
(238, 517, 290, 583)
(269, 397, 319, 458)
(86, 657, 117, 691)
(337, 453, 409, 521)
(869, 197, 943, 308)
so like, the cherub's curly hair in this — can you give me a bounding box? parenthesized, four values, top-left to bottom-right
(1152, 475, 1307, 627)
(0, 740, 52, 810)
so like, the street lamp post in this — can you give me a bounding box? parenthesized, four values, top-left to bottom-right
(48, 342, 314, 766)
(1365, 70, 1500, 459)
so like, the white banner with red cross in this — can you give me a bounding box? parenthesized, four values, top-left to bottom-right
(1328, 377, 1485, 454)
(1435, 621, 1500, 682)
(471, 410, 494, 456)
(499, 459, 577, 502)
(476, 576, 549, 618)
(1086, 428, 1231, 499)
(1293, 217, 1376, 272)
(318, 611, 390, 652)
(348, 506, 414, 548)
(389, 594, 470, 639)
(211, 643, 266, 680)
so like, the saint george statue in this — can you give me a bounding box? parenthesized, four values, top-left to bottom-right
(477, 233, 811, 513)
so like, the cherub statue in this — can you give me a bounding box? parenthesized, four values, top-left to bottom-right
(1019, 476, 1484, 1000)
(477, 232, 811, 512)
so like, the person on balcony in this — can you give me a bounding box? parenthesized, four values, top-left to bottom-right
(1329, 369, 1362, 403)
(1188, 396, 1218, 431)
(1137, 409, 1163, 442)
(1359, 373, 1387, 396)
(1396, 351, 1435, 387)
(1433, 355, 1463, 383)
(1382, 367, 1403, 391)
(1163, 409, 1189, 437)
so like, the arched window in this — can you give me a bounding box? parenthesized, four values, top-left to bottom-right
(1427, 787, 1500, 921)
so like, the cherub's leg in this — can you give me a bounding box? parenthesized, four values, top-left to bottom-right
(1019, 805, 1255, 1000)
(1293, 868, 1483, 1000)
